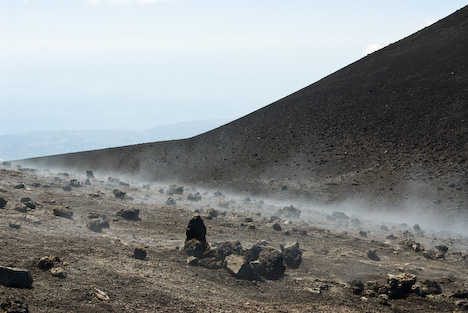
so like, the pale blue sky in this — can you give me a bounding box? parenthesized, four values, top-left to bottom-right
(0, 0, 466, 135)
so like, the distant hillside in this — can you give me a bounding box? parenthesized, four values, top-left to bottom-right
(1, 119, 228, 161)
(18, 6, 468, 209)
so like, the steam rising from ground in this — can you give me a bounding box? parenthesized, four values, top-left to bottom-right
(5, 162, 468, 251)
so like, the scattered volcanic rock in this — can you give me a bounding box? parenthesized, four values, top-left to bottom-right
(9, 221, 21, 229)
(187, 192, 201, 201)
(0, 297, 29, 313)
(350, 280, 364, 295)
(165, 197, 176, 206)
(331, 211, 349, 221)
(280, 242, 302, 269)
(183, 239, 206, 258)
(275, 205, 301, 219)
(242, 244, 264, 262)
(0, 267, 33, 288)
(116, 208, 140, 221)
(383, 273, 417, 299)
(258, 248, 286, 280)
(205, 208, 219, 219)
(114, 190, 126, 200)
(37, 256, 60, 270)
(367, 248, 380, 261)
(205, 241, 242, 262)
(133, 246, 147, 260)
(0, 197, 7, 209)
(50, 267, 67, 279)
(13, 184, 25, 189)
(224, 254, 257, 280)
(185, 215, 207, 246)
(87, 219, 108, 233)
(167, 184, 184, 195)
(69, 179, 80, 187)
(86, 170, 95, 179)
(415, 280, 442, 297)
(14, 206, 28, 213)
(53, 207, 73, 219)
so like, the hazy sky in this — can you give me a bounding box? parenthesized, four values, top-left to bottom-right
(0, 0, 466, 135)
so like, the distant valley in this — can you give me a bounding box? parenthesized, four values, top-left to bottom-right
(0, 119, 229, 161)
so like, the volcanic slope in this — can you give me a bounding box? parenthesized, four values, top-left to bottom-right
(18, 6, 468, 208)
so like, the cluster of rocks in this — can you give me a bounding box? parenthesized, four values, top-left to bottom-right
(398, 238, 449, 259)
(183, 216, 302, 280)
(351, 273, 443, 305)
(11, 197, 38, 213)
(275, 205, 301, 219)
(87, 212, 110, 233)
(37, 255, 67, 279)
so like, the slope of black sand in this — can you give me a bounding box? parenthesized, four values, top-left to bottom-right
(16, 6, 468, 209)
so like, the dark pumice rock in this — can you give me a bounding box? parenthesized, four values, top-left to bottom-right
(0, 267, 33, 288)
(258, 248, 286, 280)
(53, 207, 73, 219)
(280, 242, 302, 269)
(0, 197, 7, 209)
(116, 208, 140, 221)
(224, 254, 257, 280)
(367, 248, 380, 261)
(183, 239, 206, 258)
(185, 215, 207, 245)
(133, 246, 147, 260)
(167, 184, 184, 195)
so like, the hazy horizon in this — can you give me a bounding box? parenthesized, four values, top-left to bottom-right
(1, 1, 466, 136)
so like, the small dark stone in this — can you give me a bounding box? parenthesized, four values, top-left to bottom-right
(87, 220, 109, 233)
(351, 280, 364, 295)
(165, 197, 176, 206)
(53, 207, 73, 219)
(20, 197, 31, 203)
(14, 184, 25, 189)
(86, 170, 95, 179)
(272, 222, 282, 231)
(37, 256, 58, 270)
(167, 184, 184, 195)
(0, 197, 7, 209)
(14, 206, 28, 213)
(114, 191, 126, 200)
(116, 208, 140, 221)
(367, 249, 380, 261)
(69, 179, 80, 187)
(133, 246, 147, 260)
(9, 222, 21, 229)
